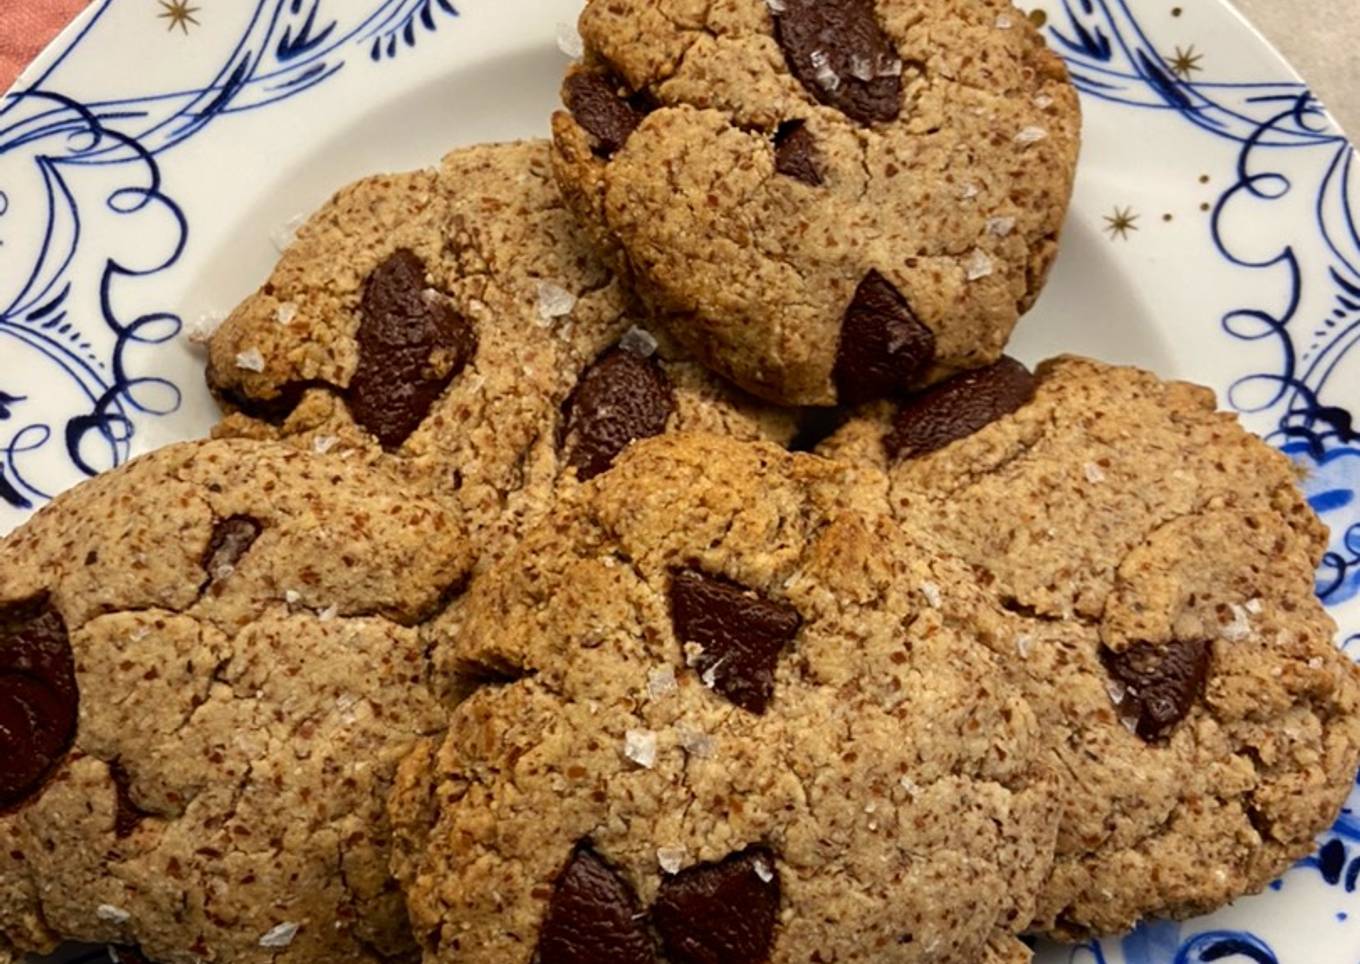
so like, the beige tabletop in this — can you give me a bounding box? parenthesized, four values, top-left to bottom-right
(1234, 0, 1358, 137)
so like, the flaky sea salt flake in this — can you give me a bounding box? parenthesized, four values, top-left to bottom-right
(318, 604, 339, 622)
(1015, 126, 1049, 145)
(677, 727, 717, 759)
(965, 249, 993, 281)
(958, 182, 979, 200)
(657, 845, 687, 874)
(1221, 603, 1252, 641)
(556, 21, 584, 58)
(877, 55, 903, 78)
(624, 729, 658, 768)
(810, 50, 841, 91)
(1034, 94, 1054, 109)
(270, 213, 307, 252)
(995, 12, 1014, 27)
(274, 302, 297, 326)
(186, 310, 225, 344)
(313, 435, 339, 455)
(765, 0, 786, 13)
(986, 216, 1016, 237)
(753, 856, 774, 882)
(849, 53, 875, 81)
(919, 581, 942, 608)
(535, 281, 577, 323)
(259, 922, 300, 948)
(1016, 634, 1033, 658)
(1083, 462, 1106, 484)
(701, 657, 727, 689)
(647, 665, 678, 699)
(97, 904, 131, 924)
(619, 325, 659, 357)
(235, 348, 265, 372)
(285, 589, 303, 606)
(1244, 597, 1264, 614)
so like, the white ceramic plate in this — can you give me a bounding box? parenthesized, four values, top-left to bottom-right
(2, 0, 1357, 961)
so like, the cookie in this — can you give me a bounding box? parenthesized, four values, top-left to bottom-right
(0, 438, 473, 963)
(206, 140, 795, 568)
(986, 938, 1035, 964)
(390, 433, 1059, 963)
(818, 354, 1360, 936)
(550, 0, 1080, 406)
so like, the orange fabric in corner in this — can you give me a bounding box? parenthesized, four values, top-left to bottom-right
(0, 0, 91, 93)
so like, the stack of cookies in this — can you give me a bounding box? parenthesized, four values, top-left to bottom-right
(2, 1, 1357, 962)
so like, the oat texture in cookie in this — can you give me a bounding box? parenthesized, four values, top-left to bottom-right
(818, 354, 1360, 936)
(551, 0, 1081, 406)
(0, 439, 473, 963)
(206, 140, 795, 568)
(389, 433, 1059, 963)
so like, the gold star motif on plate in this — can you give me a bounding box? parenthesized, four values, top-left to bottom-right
(1168, 44, 1203, 80)
(1104, 206, 1139, 241)
(157, 0, 201, 34)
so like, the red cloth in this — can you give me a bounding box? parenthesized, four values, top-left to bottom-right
(1, 0, 90, 92)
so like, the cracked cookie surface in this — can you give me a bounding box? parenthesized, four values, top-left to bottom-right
(206, 140, 795, 571)
(0, 439, 473, 963)
(819, 354, 1360, 936)
(390, 433, 1058, 963)
(551, 0, 1080, 405)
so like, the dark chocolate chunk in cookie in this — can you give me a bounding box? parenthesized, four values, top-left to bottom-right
(668, 569, 801, 714)
(562, 345, 676, 482)
(0, 594, 78, 810)
(772, 0, 903, 126)
(565, 72, 648, 156)
(537, 845, 656, 964)
(1101, 640, 1212, 742)
(884, 355, 1035, 460)
(202, 516, 262, 589)
(773, 121, 822, 186)
(653, 848, 780, 964)
(348, 249, 477, 451)
(833, 271, 935, 405)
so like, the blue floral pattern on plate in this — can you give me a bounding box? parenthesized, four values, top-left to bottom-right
(0, 0, 458, 513)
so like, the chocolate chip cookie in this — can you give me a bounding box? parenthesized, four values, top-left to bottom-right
(819, 354, 1360, 937)
(0, 439, 473, 963)
(550, 0, 1080, 405)
(390, 432, 1059, 962)
(206, 140, 795, 568)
